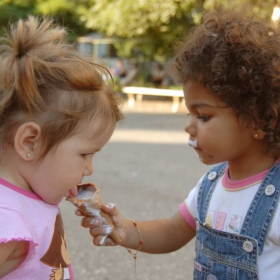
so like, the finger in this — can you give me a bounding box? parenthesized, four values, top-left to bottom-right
(81, 217, 102, 228)
(75, 209, 83, 216)
(101, 203, 125, 229)
(105, 237, 117, 246)
(89, 225, 113, 237)
(101, 202, 115, 212)
(93, 235, 116, 247)
(101, 202, 120, 217)
(100, 235, 108, 245)
(92, 234, 108, 246)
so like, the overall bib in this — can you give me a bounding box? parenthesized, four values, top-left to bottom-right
(194, 162, 280, 280)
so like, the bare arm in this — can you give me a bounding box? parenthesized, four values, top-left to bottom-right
(124, 211, 196, 254)
(80, 205, 195, 254)
(0, 241, 29, 278)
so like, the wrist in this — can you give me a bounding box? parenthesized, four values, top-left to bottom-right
(124, 219, 143, 273)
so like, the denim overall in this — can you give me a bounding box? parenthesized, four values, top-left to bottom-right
(194, 162, 280, 280)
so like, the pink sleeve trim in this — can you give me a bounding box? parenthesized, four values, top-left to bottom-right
(0, 237, 37, 244)
(180, 202, 196, 230)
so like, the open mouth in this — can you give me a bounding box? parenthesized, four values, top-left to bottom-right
(65, 186, 78, 198)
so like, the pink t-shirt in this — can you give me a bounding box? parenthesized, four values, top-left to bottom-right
(0, 178, 75, 280)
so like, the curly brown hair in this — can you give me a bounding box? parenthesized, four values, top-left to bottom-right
(172, 9, 280, 157)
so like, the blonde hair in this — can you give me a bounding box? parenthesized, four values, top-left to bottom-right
(0, 16, 123, 157)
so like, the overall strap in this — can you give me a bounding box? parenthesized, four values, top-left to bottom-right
(240, 163, 280, 255)
(197, 162, 228, 222)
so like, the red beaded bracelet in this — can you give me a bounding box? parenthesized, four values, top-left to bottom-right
(126, 219, 143, 272)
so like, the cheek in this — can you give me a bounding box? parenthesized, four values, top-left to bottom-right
(197, 126, 227, 151)
(197, 125, 214, 143)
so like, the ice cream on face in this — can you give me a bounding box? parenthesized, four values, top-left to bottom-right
(188, 139, 197, 148)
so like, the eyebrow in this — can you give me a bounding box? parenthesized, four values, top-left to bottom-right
(186, 102, 218, 109)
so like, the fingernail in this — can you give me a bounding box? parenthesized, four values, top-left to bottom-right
(90, 219, 99, 226)
(102, 226, 113, 235)
(100, 235, 107, 245)
(108, 203, 115, 209)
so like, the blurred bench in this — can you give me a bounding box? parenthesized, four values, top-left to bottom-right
(122, 86, 184, 113)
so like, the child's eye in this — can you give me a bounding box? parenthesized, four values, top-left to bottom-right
(198, 115, 210, 122)
(81, 154, 87, 159)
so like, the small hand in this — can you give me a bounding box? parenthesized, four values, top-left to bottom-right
(79, 203, 126, 246)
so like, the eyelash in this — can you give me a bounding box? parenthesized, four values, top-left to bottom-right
(186, 113, 210, 122)
(198, 115, 210, 122)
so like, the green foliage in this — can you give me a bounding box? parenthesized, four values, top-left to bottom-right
(77, 0, 198, 60)
(0, 0, 278, 58)
(0, 0, 88, 40)
(0, 0, 36, 35)
(35, 0, 89, 40)
(75, 0, 277, 60)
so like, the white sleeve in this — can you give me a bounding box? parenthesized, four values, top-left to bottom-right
(185, 175, 205, 219)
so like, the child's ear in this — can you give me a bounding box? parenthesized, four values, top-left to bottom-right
(253, 128, 266, 140)
(253, 106, 278, 139)
(14, 122, 41, 161)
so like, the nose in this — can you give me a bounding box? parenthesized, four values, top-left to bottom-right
(83, 159, 94, 176)
(184, 118, 196, 137)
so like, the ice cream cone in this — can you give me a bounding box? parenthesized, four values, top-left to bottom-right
(66, 183, 121, 244)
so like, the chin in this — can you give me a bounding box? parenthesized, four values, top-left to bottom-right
(44, 197, 62, 205)
(199, 155, 216, 165)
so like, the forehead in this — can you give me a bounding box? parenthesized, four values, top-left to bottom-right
(183, 80, 225, 108)
(76, 115, 116, 139)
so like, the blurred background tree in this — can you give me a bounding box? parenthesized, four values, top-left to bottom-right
(70, 0, 278, 61)
(0, 0, 36, 35)
(0, 0, 88, 39)
(0, 0, 278, 61)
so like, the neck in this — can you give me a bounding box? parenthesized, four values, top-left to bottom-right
(227, 153, 276, 180)
(0, 146, 32, 192)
